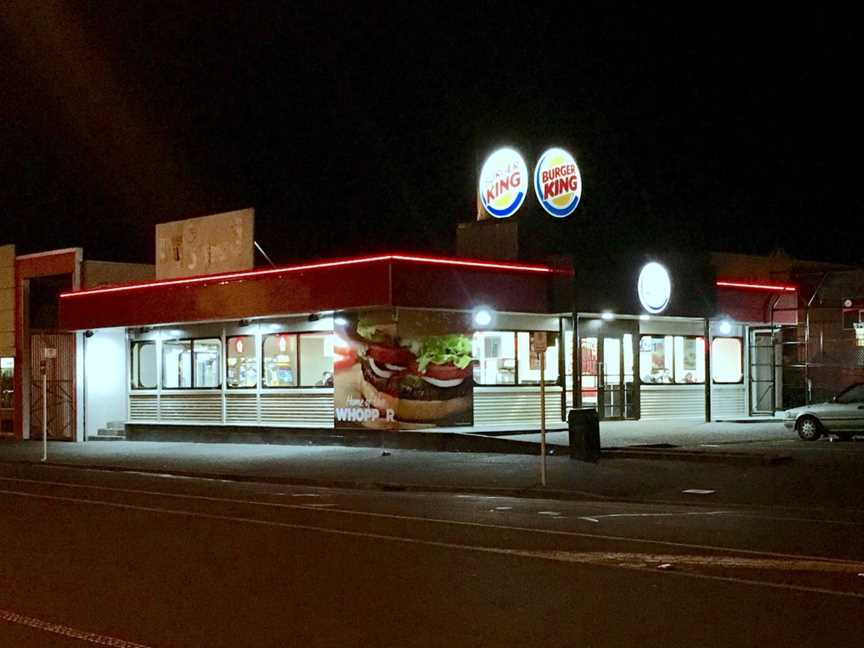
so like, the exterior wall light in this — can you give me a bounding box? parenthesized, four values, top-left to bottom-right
(719, 320, 733, 335)
(473, 306, 494, 327)
(601, 311, 615, 321)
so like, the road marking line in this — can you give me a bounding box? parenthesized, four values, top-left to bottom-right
(0, 476, 861, 567)
(529, 551, 864, 573)
(0, 608, 151, 647)
(578, 511, 729, 522)
(2, 488, 863, 600)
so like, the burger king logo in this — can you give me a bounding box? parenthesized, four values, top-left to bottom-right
(533, 148, 582, 218)
(478, 148, 528, 219)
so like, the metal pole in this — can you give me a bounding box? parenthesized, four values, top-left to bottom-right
(41, 370, 47, 462)
(540, 351, 546, 487)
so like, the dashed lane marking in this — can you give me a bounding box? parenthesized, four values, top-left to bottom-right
(0, 608, 151, 647)
(579, 511, 729, 523)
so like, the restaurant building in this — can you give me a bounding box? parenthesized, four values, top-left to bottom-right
(23, 245, 817, 444)
(4, 143, 861, 443)
(7, 218, 859, 444)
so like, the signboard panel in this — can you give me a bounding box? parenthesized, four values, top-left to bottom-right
(478, 148, 528, 220)
(533, 148, 582, 217)
(156, 208, 254, 279)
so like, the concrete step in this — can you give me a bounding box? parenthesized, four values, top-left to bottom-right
(94, 426, 127, 440)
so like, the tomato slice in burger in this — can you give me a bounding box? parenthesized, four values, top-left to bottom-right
(333, 342, 357, 371)
(423, 363, 472, 380)
(366, 344, 416, 367)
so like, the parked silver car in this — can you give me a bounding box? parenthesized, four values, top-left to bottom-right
(784, 383, 864, 440)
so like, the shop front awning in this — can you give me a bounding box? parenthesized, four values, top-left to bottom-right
(59, 253, 572, 330)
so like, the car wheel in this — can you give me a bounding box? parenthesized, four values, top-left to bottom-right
(796, 416, 822, 441)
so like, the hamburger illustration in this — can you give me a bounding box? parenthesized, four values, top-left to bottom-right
(336, 314, 474, 424)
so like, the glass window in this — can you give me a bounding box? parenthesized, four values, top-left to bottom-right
(193, 339, 221, 388)
(516, 332, 560, 384)
(674, 337, 705, 384)
(835, 383, 864, 404)
(1, 356, 14, 409)
(0, 356, 11, 434)
(711, 337, 743, 383)
(472, 332, 516, 385)
(263, 334, 298, 387)
(227, 335, 257, 388)
(163, 340, 192, 388)
(640, 336, 673, 383)
(131, 341, 157, 389)
(640, 335, 705, 384)
(299, 333, 335, 387)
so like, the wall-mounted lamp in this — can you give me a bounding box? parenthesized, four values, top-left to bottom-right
(472, 306, 495, 328)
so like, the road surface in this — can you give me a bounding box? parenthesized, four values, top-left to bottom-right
(1, 461, 862, 647)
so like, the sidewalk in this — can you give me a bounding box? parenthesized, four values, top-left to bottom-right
(2, 437, 861, 510)
(502, 419, 794, 448)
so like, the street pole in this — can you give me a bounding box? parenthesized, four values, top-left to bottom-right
(540, 349, 546, 487)
(41, 363, 47, 463)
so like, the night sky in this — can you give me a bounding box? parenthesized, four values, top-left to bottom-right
(1, 3, 859, 266)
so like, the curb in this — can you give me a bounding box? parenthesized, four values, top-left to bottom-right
(600, 448, 792, 466)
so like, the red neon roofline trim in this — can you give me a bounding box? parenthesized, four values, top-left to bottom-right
(716, 280, 797, 292)
(60, 253, 565, 298)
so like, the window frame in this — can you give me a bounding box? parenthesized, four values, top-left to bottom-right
(161, 337, 223, 390)
(0, 356, 14, 410)
(225, 334, 258, 390)
(638, 334, 706, 386)
(261, 332, 299, 389)
(710, 336, 744, 385)
(472, 330, 561, 387)
(297, 331, 336, 388)
(130, 340, 158, 390)
(260, 331, 335, 389)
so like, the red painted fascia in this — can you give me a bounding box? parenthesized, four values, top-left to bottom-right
(60, 252, 566, 300)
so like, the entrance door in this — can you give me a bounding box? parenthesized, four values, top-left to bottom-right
(580, 333, 634, 420)
(30, 333, 76, 440)
(750, 329, 777, 415)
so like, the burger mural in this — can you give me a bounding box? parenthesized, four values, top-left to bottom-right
(333, 310, 475, 429)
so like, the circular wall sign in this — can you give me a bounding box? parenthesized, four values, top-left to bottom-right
(533, 148, 582, 217)
(638, 262, 672, 314)
(478, 148, 528, 218)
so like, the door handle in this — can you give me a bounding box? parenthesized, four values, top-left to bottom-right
(857, 405, 864, 410)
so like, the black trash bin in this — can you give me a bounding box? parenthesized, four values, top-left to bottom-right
(568, 407, 600, 462)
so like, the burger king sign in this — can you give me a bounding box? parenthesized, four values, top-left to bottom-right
(533, 148, 582, 218)
(478, 148, 528, 219)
